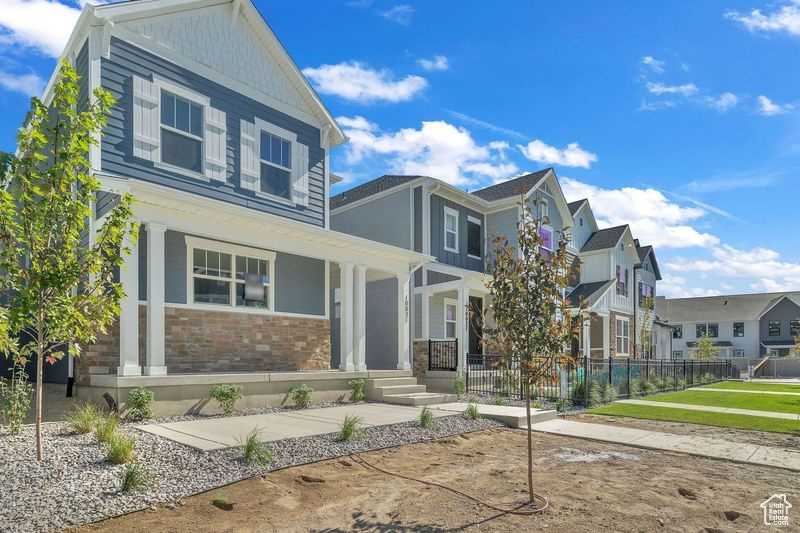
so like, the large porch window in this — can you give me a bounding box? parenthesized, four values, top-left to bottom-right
(616, 317, 629, 355)
(444, 298, 457, 338)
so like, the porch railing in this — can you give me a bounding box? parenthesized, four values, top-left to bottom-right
(428, 339, 458, 371)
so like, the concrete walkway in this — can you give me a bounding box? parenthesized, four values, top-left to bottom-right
(136, 404, 451, 451)
(617, 399, 800, 420)
(529, 419, 800, 471)
(429, 402, 556, 428)
(693, 387, 800, 396)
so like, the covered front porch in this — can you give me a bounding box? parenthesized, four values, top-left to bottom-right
(567, 280, 615, 360)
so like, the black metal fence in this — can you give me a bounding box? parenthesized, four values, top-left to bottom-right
(428, 340, 458, 371)
(464, 356, 737, 406)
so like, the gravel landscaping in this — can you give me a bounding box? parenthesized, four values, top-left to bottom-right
(1, 411, 501, 533)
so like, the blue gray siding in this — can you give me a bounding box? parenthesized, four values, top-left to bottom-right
(100, 38, 325, 227)
(486, 206, 518, 256)
(429, 194, 484, 272)
(331, 186, 412, 249)
(760, 298, 800, 347)
(76, 41, 89, 111)
(413, 186, 422, 253)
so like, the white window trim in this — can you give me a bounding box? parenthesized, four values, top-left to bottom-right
(466, 215, 482, 260)
(672, 350, 683, 359)
(153, 76, 211, 181)
(443, 206, 459, 253)
(443, 297, 458, 339)
(538, 198, 549, 220)
(185, 236, 276, 312)
(733, 349, 745, 357)
(616, 316, 630, 355)
(252, 117, 298, 206)
(539, 224, 554, 252)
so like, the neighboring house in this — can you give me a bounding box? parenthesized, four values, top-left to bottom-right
(657, 292, 800, 358)
(331, 168, 577, 383)
(42, 0, 432, 412)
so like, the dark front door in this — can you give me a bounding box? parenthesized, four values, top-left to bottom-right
(468, 296, 483, 355)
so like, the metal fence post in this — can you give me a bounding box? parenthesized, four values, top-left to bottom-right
(608, 355, 613, 386)
(583, 356, 590, 406)
(626, 357, 632, 398)
(690, 360, 694, 386)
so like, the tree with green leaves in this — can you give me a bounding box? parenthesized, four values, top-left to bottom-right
(694, 332, 719, 361)
(793, 332, 800, 358)
(0, 61, 137, 460)
(482, 200, 582, 505)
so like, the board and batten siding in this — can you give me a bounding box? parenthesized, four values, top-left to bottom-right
(429, 194, 484, 272)
(330, 186, 412, 250)
(610, 243, 635, 313)
(137, 229, 325, 315)
(760, 298, 800, 344)
(486, 207, 518, 256)
(568, 206, 594, 251)
(100, 38, 326, 227)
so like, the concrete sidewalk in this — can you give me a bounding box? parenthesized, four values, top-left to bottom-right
(617, 399, 800, 420)
(429, 403, 556, 428)
(693, 387, 800, 396)
(135, 404, 451, 451)
(529, 419, 800, 471)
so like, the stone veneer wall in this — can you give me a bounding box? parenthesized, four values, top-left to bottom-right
(76, 306, 331, 385)
(609, 311, 633, 358)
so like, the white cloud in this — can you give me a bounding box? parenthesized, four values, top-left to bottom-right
(0, 0, 81, 58)
(705, 92, 738, 112)
(302, 61, 426, 103)
(0, 70, 45, 96)
(646, 81, 698, 96)
(380, 4, 415, 25)
(337, 115, 518, 187)
(641, 55, 665, 73)
(667, 244, 800, 293)
(518, 140, 597, 169)
(417, 55, 449, 71)
(726, 2, 800, 36)
(757, 95, 793, 115)
(560, 177, 719, 249)
(658, 274, 722, 298)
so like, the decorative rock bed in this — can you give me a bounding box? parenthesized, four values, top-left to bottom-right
(0, 409, 501, 532)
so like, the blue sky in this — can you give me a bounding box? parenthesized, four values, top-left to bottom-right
(1, 0, 799, 297)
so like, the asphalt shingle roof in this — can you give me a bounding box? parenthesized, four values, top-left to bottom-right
(566, 280, 615, 308)
(567, 199, 586, 215)
(580, 225, 628, 253)
(471, 168, 552, 201)
(330, 175, 421, 210)
(656, 292, 800, 323)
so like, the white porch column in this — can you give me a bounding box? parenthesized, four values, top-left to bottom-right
(421, 292, 430, 340)
(339, 262, 355, 371)
(602, 315, 610, 359)
(353, 264, 367, 371)
(456, 285, 469, 370)
(583, 319, 591, 358)
(144, 222, 167, 376)
(117, 231, 141, 376)
(396, 273, 411, 370)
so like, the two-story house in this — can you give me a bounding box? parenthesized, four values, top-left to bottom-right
(43, 0, 433, 413)
(331, 168, 576, 387)
(657, 292, 800, 359)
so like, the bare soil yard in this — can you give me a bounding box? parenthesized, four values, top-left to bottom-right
(76, 427, 797, 532)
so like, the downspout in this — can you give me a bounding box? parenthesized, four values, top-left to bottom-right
(633, 265, 640, 358)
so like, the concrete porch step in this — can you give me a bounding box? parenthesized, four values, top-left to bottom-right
(429, 402, 558, 428)
(367, 377, 419, 387)
(382, 392, 457, 407)
(373, 384, 428, 396)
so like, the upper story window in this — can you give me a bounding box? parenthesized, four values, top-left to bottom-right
(638, 283, 653, 307)
(537, 198, 549, 221)
(733, 322, 745, 337)
(616, 266, 628, 296)
(673, 325, 682, 339)
(443, 206, 459, 253)
(539, 227, 553, 257)
(259, 130, 292, 200)
(133, 76, 227, 182)
(467, 216, 481, 259)
(791, 318, 800, 336)
(579, 217, 584, 227)
(696, 322, 719, 338)
(769, 320, 781, 336)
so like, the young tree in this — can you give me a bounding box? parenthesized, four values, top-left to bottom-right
(694, 332, 719, 361)
(482, 202, 582, 504)
(0, 61, 137, 460)
(793, 332, 800, 358)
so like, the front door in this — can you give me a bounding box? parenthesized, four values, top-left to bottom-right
(468, 296, 483, 355)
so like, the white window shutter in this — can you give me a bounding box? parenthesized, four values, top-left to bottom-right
(239, 119, 259, 191)
(132, 76, 159, 161)
(204, 107, 227, 181)
(291, 142, 309, 206)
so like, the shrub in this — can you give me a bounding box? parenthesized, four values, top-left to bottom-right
(652, 377, 666, 390)
(94, 414, 118, 443)
(0, 364, 32, 436)
(492, 395, 508, 406)
(127, 387, 154, 421)
(569, 378, 585, 405)
(210, 383, 244, 415)
(64, 402, 101, 434)
(640, 380, 657, 396)
(289, 384, 313, 408)
(555, 399, 571, 413)
(463, 403, 481, 420)
(419, 406, 438, 429)
(588, 385, 603, 407)
(601, 383, 618, 403)
(347, 379, 365, 402)
(339, 415, 365, 441)
(452, 374, 465, 396)
(240, 428, 272, 465)
(107, 433, 136, 464)
(628, 378, 640, 397)
(676, 378, 687, 389)
(531, 400, 543, 409)
(212, 492, 230, 509)
(120, 462, 153, 492)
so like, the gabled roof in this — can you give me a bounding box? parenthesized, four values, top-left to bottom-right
(758, 293, 800, 319)
(580, 225, 629, 253)
(635, 242, 662, 280)
(471, 168, 552, 201)
(566, 280, 615, 308)
(656, 291, 800, 323)
(567, 199, 586, 215)
(330, 175, 421, 210)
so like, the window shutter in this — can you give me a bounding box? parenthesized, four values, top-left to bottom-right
(204, 107, 227, 181)
(132, 76, 159, 161)
(616, 265, 621, 295)
(625, 268, 629, 296)
(292, 142, 310, 206)
(239, 119, 259, 191)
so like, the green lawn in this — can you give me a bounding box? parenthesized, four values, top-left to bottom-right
(704, 381, 800, 393)
(589, 403, 800, 435)
(648, 389, 800, 415)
